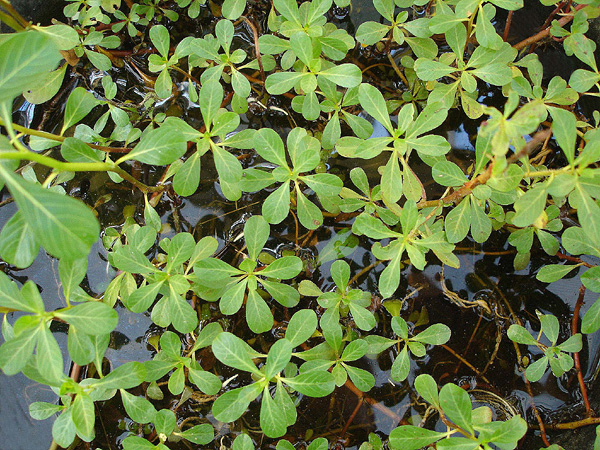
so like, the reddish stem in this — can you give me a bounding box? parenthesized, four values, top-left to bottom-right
(572, 285, 593, 417)
(513, 4, 586, 51)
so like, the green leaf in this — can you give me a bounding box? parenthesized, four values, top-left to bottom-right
(0, 31, 61, 103)
(0, 271, 41, 313)
(413, 323, 451, 345)
(222, 0, 246, 19)
(120, 389, 157, 424)
(212, 332, 263, 375)
(470, 198, 492, 243)
(173, 152, 201, 196)
(389, 426, 445, 450)
(68, 326, 94, 366)
(0, 210, 39, 269)
(525, 355, 548, 382)
(245, 215, 270, 261)
(536, 264, 577, 283)
(345, 364, 375, 391)
(155, 409, 177, 435)
(432, 161, 466, 187)
(512, 186, 547, 228)
(61, 137, 102, 163)
(261, 388, 288, 438)
(582, 267, 600, 292)
(0, 169, 99, 261)
(52, 410, 76, 448)
(246, 288, 273, 333)
(414, 374, 440, 408)
(548, 106, 576, 164)
(507, 324, 537, 346)
(29, 401, 63, 420)
(55, 302, 118, 335)
(445, 196, 471, 244)
(391, 346, 410, 381)
(180, 423, 215, 444)
(95, 361, 147, 389)
(319, 64, 362, 88)
(122, 436, 156, 450)
(126, 126, 187, 165)
(265, 71, 306, 95)
(583, 297, 600, 334)
(0, 322, 39, 374)
(59, 257, 88, 302)
(285, 309, 318, 347)
(283, 370, 335, 397)
(212, 382, 263, 422)
(36, 325, 64, 384)
(274, 0, 301, 23)
(439, 383, 473, 433)
(358, 83, 393, 134)
(557, 333, 582, 353)
(356, 22, 390, 46)
(61, 87, 100, 135)
(233, 433, 255, 450)
(341, 339, 368, 361)
(71, 393, 95, 441)
(414, 59, 454, 81)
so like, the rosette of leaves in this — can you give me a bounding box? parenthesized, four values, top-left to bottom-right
(355, 0, 436, 59)
(508, 312, 582, 382)
(317, 81, 373, 149)
(147, 25, 194, 98)
(0, 269, 117, 386)
(111, 4, 150, 37)
(339, 167, 400, 227)
(108, 225, 219, 333)
(299, 260, 376, 346)
(210, 328, 335, 438)
(119, 79, 254, 200)
(507, 204, 562, 270)
(298, 338, 376, 392)
(364, 316, 450, 381)
(142, 327, 222, 397)
(551, 8, 599, 95)
(30, 361, 147, 447)
(337, 83, 450, 204)
(478, 93, 548, 159)
(240, 128, 343, 229)
(353, 200, 458, 298)
(190, 19, 272, 110)
(389, 374, 527, 450)
(415, 38, 516, 119)
(122, 407, 213, 450)
(192, 215, 303, 333)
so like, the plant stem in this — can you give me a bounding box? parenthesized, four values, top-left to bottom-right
(513, 4, 587, 51)
(540, 416, 600, 430)
(416, 128, 552, 209)
(48, 439, 58, 450)
(0, 0, 29, 29)
(0, 151, 160, 192)
(572, 284, 593, 417)
(0, 120, 131, 153)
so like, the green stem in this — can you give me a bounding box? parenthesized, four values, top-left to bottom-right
(0, 9, 24, 31)
(0, 151, 161, 192)
(48, 439, 58, 450)
(0, 119, 131, 153)
(0, 0, 29, 29)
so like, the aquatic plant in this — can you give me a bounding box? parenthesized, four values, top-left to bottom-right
(1, 0, 600, 448)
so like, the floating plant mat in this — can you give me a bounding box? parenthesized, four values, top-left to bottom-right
(1, 0, 600, 449)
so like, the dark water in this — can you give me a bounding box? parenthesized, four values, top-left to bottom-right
(1, 2, 599, 450)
